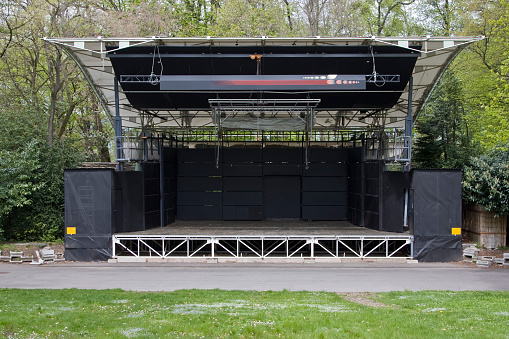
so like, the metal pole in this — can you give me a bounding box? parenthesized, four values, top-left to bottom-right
(159, 134, 165, 227)
(114, 77, 123, 171)
(404, 76, 413, 170)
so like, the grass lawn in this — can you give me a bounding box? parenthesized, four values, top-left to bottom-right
(0, 289, 508, 338)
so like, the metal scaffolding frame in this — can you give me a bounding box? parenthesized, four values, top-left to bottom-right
(112, 234, 413, 259)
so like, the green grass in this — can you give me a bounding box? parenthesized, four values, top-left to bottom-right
(0, 289, 508, 338)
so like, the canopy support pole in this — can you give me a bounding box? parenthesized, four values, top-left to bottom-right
(114, 77, 124, 171)
(404, 76, 413, 171)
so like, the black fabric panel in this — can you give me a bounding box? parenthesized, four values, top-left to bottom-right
(177, 206, 222, 220)
(264, 176, 301, 218)
(223, 192, 263, 206)
(164, 192, 177, 206)
(303, 163, 347, 177)
(65, 235, 111, 249)
(65, 248, 111, 262)
(348, 177, 362, 193)
(302, 177, 347, 192)
(64, 169, 114, 236)
(348, 147, 363, 163)
(178, 163, 222, 176)
(223, 177, 263, 192)
(364, 211, 379, 230)
(222, 206, 236, 220)
(144, 178, 160, 195)
(223, 206, 263, 220)
(349, 209, 362, 225)
(411, 170, 462, 236)
(263, 165, 302, 176)
(263, 148, 303, 163)
(413, 235, 462, 262)
(142, 163, 159, 178)
(115, 171, 145, 233)
(145, 211, 160, 228)
(163, 147, 177, 161)
(381, 171, 410, 232)
(163, 178, 177, 193)
(177, 148, 216, 163)
(144, 195, 160, 212)
(177, 177, 222, 192)
(302, 206, 347, 220)
(348, 192, 362, 208)
(223, 148, 263, 163)
(165, 208, 176, 224)
(308, 148, 348, 162)
(177, 192, 222, 206)
(302, 192, 347, 206)
(222, 164, 263, 177)
(365, 178, 379, 195)
(365, 162, 381, 178)
(348, 162, 363, 174)
(164, 161, 178, 177)
(364, 195, 379, 213)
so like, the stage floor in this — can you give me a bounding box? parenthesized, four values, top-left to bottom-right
(116, 220, 407, 236)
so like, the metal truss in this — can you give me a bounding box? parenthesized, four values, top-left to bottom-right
(120, 75, 160, 84)
(365, 74, 400, 83)
(112, 235, 413, 259)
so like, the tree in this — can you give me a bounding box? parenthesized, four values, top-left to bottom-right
(452, 0, 509, 150)
(369, 0, 416, 36)
(213, 0, 291, 36)
(417, 0, 464, 35)
(413, 69, 478, 168)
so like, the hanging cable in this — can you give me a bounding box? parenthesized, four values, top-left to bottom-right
(369, 46, 385, 87)
(149, 44, 163, 85)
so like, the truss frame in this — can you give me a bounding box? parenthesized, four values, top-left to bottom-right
(112, 234, 413, 259)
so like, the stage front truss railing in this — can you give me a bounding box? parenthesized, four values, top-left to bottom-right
(112, 234, 413, 259)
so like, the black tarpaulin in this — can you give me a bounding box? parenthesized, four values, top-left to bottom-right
(411, 170, 462, 262)
(64, 169, 115, 261)
(115, 171, 145, 233)
(413, 235, 463, 262)
(381, 171, 410, 233)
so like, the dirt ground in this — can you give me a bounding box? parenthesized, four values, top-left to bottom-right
(0, 242, 65, 260)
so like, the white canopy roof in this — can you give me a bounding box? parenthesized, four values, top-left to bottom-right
(43, 36, 484, 131)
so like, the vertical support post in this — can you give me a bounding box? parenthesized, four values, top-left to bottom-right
(404, 76, 413, 170)
(159, 134, 165, 227)
(114, 77, 123, 171)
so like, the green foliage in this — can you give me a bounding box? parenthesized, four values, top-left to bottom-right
(462, 146, 509, 216)
(0, 141, 44, 240)
(0, 140, 82, 242)
(413, 69, 478, 169)
(212, 0, 292, 37)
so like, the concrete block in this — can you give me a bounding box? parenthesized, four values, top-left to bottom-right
(503, 253, 509, 259)
(463, 248, 479, 258)
(462, 243, 476, 250)
(115, 257, 147, 263)
(476, 260, 492, 267)
(9, 251, 23, 263)
(493, 258, 505, 265)
(480, 256, 495, 261)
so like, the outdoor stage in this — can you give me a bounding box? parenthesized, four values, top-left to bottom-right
(112, 220, 413, 262)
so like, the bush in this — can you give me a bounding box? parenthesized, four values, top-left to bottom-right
(462, 147, 509, 216)
(0, 140, 82, 241)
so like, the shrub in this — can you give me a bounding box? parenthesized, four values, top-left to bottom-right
(462, 147, 509, 216)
